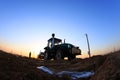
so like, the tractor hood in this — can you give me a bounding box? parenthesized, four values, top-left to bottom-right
(60, 43, 74, 47)
(60, 43, 81, 55)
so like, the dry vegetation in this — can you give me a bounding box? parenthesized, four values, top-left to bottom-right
(0, 50, 120, 80)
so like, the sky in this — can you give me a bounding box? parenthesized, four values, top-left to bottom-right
(0, 0, 120, 58)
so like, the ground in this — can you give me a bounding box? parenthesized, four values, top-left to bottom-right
(0, 50, 120, 80)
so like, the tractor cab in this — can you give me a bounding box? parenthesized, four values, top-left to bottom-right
(47, 33, 62, 48)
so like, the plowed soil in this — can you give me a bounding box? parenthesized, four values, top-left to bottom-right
(0, 50, 120, 80)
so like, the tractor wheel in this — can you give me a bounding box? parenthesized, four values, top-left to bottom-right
(68, 54, 76, 60)
(55, 50, 64, 60)
(44, 52, 50, 60)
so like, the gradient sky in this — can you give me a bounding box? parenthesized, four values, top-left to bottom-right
(0, 0, 120, 58)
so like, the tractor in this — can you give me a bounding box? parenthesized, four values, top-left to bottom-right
(39, 33, 81, 60)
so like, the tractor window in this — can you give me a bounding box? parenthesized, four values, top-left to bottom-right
(48, 43, 52, 48)
(47, 42, 52, 48)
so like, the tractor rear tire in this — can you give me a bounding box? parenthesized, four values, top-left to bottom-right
(55, 50, 64, 60)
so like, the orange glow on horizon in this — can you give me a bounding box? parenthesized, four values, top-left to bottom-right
(1, 41, 120, 59)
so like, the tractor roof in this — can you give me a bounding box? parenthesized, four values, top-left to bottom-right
(48, 38, 62, 43)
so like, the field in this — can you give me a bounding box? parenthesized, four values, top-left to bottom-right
(0, 50, 120, 80)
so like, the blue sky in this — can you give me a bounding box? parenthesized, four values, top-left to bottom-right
(0, 0, 120, 58)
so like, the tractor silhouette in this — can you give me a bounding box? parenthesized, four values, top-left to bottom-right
(38, 33, 81, 60)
